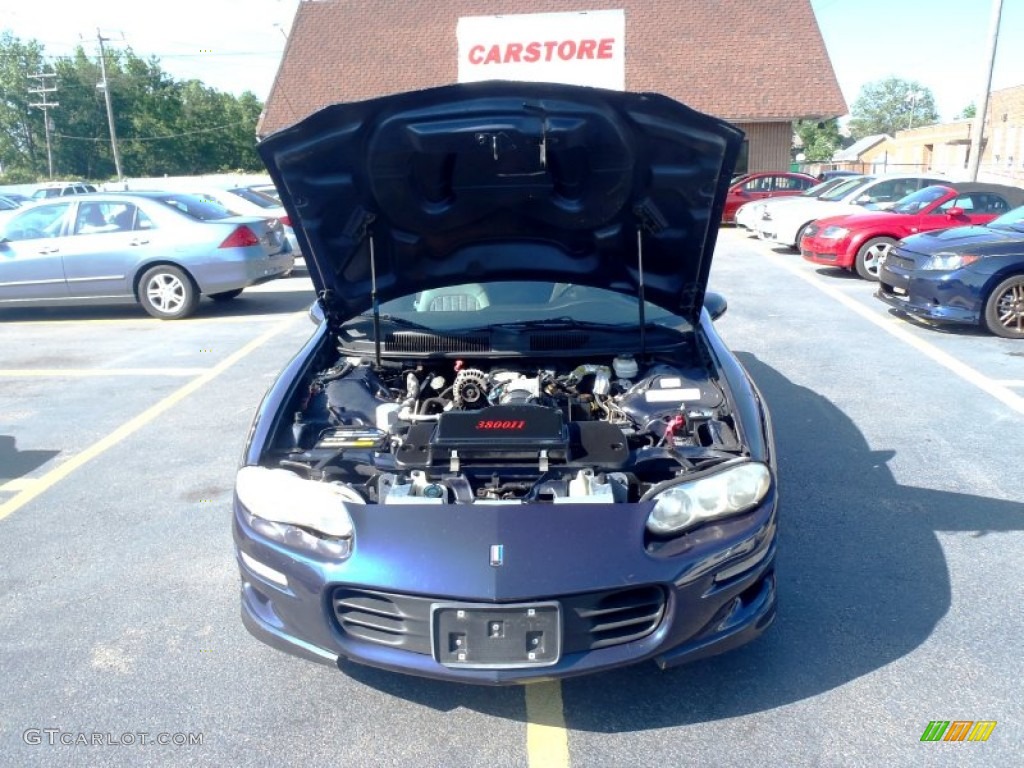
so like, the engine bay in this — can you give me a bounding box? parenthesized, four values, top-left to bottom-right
(268, 349, 746, 505)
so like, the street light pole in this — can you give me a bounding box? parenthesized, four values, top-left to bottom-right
(96, 28, 124, 181)
(967, 0, 1003, 182)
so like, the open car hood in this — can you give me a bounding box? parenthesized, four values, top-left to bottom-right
(258, 81, 742, 323)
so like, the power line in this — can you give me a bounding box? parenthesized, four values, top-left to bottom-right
(53, 120, 252, 143)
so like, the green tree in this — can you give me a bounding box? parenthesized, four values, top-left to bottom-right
(0, 32, 48, 181)
(848, 77, 939, 139)
(957, 102, 977, 119)
(794, 118, 842, 162)
(0, 33, 265, 182)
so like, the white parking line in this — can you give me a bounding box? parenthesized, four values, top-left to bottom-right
(762, 249, 1024, 417)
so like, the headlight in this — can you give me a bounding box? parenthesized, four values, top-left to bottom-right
(235, 466, 358, 558)
(920, 252, 981, 271)
(819, 225, 849, 239)
(646, 461, 772, 535)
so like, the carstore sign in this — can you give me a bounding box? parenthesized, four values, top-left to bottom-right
(457, 10, 625, 90)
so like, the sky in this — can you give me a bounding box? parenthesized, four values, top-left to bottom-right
(1, 0, 1023, 121)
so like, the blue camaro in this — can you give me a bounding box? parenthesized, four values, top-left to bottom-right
(876, 204, 1024, 339)
(233, 81, 778, 684)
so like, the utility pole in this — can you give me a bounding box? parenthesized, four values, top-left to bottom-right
(967, 0, 1003, 182)
(28, 71, 59, 179)
(96, 28, 124, 181)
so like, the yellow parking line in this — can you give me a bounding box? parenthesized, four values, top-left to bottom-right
(764, 250, 1024, 417)
(0, 313, 302, 522)
(525, 681, 570, 768)
(0, 478, 39, 493)
(0, 368, 211, 377)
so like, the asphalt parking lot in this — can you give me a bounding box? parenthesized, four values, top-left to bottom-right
(2, 231, 1022, 767)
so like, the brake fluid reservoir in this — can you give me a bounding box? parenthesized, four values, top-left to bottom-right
(612, 356, 638, 380)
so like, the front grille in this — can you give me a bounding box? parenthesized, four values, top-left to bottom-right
(384, 332, 490, 353)
(332, 589, 431, 652)
(802, 249, 837, 262)
(331, 585, 667, 656)
(561, 586, 666, 650)
(886, 252, 915, 270)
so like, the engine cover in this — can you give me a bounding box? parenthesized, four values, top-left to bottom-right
(432, 405, 568, 462)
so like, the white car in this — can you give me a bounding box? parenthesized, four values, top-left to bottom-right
(757, 174, 947, 248)
(734, 176, 865, 231)
(192, 186, 300, 256)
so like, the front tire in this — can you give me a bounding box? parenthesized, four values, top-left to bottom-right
(855, 237, 896, 281)
(984, 275, 1024, 339)
(209, 288, 244, 302)
(794, 223, 812, 252)
(138, 265, 199, 319)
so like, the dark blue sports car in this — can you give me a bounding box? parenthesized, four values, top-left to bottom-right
(233, 82, 778, 684)
(876, 204, 1024, 339)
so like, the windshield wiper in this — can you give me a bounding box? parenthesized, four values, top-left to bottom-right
(471, 317, 630, 331)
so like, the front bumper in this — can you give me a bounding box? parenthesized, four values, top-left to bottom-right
(801, 234, 854, 268)
(876, 258, 983, 325)
(233, 493, 778, 684)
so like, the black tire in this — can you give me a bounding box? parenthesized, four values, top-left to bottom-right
(855, 237, 897, 281)
(137, 265, 199, 319)
(794, 223, 812, 252)
(983, 274, 1024, 339)
(209, 288, 244, 302)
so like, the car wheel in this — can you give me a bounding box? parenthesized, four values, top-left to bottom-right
(855, 237, 896, 281)
(138, 265, 199, 319)
(794, 223, 811, 252)
(209, 288, 244, 302)
(983, 274, 1024, 339)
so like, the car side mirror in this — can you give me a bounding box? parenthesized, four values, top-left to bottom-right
(308, 300, 325, 325)
(703, 291, 728, 321)
(945, 206, 965, 217)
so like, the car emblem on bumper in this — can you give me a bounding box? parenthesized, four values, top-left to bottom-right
(490, 545, 504, 567)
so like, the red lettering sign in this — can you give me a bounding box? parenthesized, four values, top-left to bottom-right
(465, 38, 618, 65)
(476, 420, 527, 430)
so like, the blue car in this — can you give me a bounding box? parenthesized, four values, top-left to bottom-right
(876, 204, 1024, 338)
(233, 81, 778, 684)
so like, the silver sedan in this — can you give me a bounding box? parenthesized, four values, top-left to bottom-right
(0, 191, 295, 319)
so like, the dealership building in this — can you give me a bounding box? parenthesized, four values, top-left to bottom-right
(259, 0, 847, 173)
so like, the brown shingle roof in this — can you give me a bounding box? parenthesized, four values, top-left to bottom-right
(259, 0, 846, 136)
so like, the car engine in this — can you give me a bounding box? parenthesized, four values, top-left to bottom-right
(274, 354, 744, 504)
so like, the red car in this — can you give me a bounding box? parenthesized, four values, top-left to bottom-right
(800, 183, 1024, 280)
(722, 171, 817, 223)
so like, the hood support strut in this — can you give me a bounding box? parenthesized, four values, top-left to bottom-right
(369, 233, 382, 370)
(636, 226, 647, 361)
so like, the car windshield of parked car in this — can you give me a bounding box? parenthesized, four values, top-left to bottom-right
(359, 281, 689, 334)
(988, 205, 1024, 231)
(890, 185, 950, 214)
(228, 187, 280, 209)
(819, 177, 871, 201)
(153, 193, 235, 221)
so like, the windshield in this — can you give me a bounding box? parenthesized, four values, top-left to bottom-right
(989, 205, 1024, 231)
(153, 193, 234, 221)
(819, 176, 872, 201)
(890, 185, 951, 214)
(228, 187, 280, 209)
(802, 177, 855, 198)
(362, 281, 689, 334)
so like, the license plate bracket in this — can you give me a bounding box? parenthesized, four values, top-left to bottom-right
(431, 602, 561, 668)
